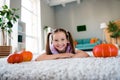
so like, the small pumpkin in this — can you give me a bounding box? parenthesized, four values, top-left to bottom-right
(90, 38, 98, 44)
(21, 50, 33, 61)
(7, 53, 23, 64)
(90, 39, 95, 44)
(93, 44, 118, 57)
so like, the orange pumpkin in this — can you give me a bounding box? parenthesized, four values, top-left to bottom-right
(21, 51, 33, 61)
(7, 53, 23, 64)
(90, 39, 95, 44)
(93, 44, 118, 57)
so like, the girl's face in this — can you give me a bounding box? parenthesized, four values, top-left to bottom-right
(52, 32, 68, 52)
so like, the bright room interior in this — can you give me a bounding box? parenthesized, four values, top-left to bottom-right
(1, 0, 120, 80)
(0, 0, 120, 55)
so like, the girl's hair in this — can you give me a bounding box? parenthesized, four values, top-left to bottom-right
(46, 28, 75, 55)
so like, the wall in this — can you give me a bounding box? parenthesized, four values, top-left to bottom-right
(10, 0, 21, 52)
(10, 0, 21, 20)
(40, 0, 55, 49)
(54, 0, 120, 40)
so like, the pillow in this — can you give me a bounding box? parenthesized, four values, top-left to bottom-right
(90, 39, 95, 44)
(90, 38, 98, 44)
(73, 40, 78, 46)
(83, 39, 90, 44)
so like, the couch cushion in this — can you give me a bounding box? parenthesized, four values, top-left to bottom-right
(83, 43, 96, 47)
(82, 38, 90, 44)
(76, 39, 83, 44)
(76, 44, 83, 48)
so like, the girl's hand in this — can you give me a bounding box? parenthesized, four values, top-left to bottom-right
(35, 53, 75, 61)
(72, 50, 89, 58)
(58, 53, 74, 59)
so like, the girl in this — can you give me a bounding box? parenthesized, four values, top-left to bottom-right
(35, 28, 89, 61)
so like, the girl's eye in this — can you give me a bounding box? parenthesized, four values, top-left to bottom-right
(54, 39, 58, 42)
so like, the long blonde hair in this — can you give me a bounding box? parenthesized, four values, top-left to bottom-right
(46, 28, 75, 55)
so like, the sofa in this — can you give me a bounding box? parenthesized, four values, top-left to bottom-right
(75, 38, 101, 50)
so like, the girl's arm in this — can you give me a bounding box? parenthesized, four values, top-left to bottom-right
(72, 50, 90, 58)
(35, 53, 74, 61)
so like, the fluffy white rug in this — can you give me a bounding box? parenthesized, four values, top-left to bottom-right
(0, 54, 120, 80)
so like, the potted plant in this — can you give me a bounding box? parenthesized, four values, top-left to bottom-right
(107, 21, 120, 46)
(0, 5, 19, 46)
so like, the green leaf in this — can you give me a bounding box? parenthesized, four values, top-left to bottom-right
(12, 8, 19, 11)
(2, 5, 8, 9)
(13, 17, 17, 22)
(15, 15, 19, 18)
(0, 11, 5, 16)
(8, 9, 12, 15)
(6, 12, 11, 20)
(12, 8, 17, 11)
(44, 26, 48, 29)
(7, 21, 13, 28)
(107, 21, 118, 32)
(1, 27, 5, 29)
(0, 11, 2, 15)
(0, 18, 2, 22)
(8, 28, 12, 34)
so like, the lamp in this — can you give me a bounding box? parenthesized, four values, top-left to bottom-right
(100, 23, 107, 43)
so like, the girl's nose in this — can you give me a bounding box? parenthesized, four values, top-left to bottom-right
(57, 41, 62, 44)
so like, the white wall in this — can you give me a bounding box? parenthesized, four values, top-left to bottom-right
(41, 0, 55, 28)
(40, 0, 55, 49)
(54, 0, 120, 40)
(10, 0, 21, 20)
(10, 0, 21, 52)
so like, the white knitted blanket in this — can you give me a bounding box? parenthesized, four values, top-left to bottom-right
(0, 55, 120, 80)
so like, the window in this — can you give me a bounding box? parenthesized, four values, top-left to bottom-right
(0, 0, 9, 8)
(21, 0, 41, 54)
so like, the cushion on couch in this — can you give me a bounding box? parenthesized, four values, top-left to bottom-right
(90, 38, 98, 44)
(76, 38, 90, 44)
(77, 39, 83, 44)
(83, 39, 90, 44)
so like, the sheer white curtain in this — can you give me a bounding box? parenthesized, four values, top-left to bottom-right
(21, 0, 41, 54)
(0, 0, 9, 8)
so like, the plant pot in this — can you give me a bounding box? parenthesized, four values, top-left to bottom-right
(0, 46, 12, 57)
